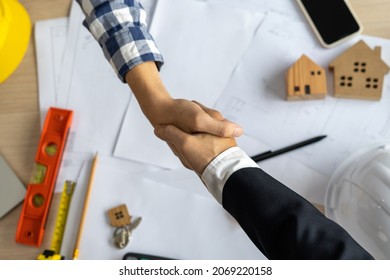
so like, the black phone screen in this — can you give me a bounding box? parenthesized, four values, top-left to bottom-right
(300, 0, 360, 45)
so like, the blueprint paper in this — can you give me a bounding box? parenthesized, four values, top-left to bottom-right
(215, 12, 390, 193)
(151, 0, 265, 107)
(34, 16, 97, 194)
(140, 0, 157, 26)
(236, 134, 329, 205)
(114, 0, 265, 169)
(33, 1, 160, 195)
(35, 17, 68, 127)
(60, 154, 160, 259)
(53, 151, 92, 193)
(141, 167, 211, 198)
(208, 0, 302, 19)
(33, 0, 390, 210)
(125, 1, 328, 204)
(62, 155, 265, 260)
(141, 133, 328, 205)
(57, 3, 131, 155)
(35, 0, 156, 125)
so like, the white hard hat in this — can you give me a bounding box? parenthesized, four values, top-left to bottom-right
(325, 143, 390, 259)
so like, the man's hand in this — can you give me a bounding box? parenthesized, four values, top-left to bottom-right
(154, 124, 237, 176)
(158, 99, 243, 137)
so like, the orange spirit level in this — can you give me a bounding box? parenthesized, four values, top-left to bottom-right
(16, 107, 73, 246)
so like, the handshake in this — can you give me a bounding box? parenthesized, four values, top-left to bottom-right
(125, 61, 243, 177)
(153, 99, 242, 176)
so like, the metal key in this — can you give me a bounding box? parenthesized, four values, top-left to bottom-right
(113, 217, 142, 249)
(128, 217, 142, 233)
(113, 227, 130, 249)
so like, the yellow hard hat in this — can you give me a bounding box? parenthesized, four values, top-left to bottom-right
(0, 0, 31, 83)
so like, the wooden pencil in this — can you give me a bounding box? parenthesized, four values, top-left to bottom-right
(72, 152, 99, 260)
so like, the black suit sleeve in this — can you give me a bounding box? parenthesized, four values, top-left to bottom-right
(222, 167, 374, 260)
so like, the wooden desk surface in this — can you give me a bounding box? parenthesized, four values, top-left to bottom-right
(0, 0, 389, 260)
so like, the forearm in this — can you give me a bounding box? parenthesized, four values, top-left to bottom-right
(78, 0, 243, 136)
(77, 0, 170, 126)
(125, 62, 173, 127)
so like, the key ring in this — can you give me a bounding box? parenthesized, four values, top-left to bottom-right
(113, 226, 131, 249)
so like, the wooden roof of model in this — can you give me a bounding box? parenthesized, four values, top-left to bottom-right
(329, 40, 390, 100)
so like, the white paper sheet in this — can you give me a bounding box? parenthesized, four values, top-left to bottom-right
(114, 0, 265, 169)
(33, 16, 102, 194)
(152, 0, 265, 107)
(34, 17, 68, 127)
(61, 154, 160, 259)
(62, 155, 265, 260)
(140, 0, 157, 26)
(236, 135, 329, 205)
(57, 3, 131, 155)
(53, 151, 91, 193)
(34, 4, 149, 194)
(209, 0, 302, 19)
(141, 167, 211, 198)
(34, 0, 389, 211)
(141, 134, 328, 205)
(215, 13, 390, 202)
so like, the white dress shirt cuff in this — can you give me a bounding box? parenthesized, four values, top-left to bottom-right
(201, 147, 260, 204)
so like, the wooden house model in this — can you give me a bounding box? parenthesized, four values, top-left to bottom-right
(329, 40, 390, 100)
(286, 55, 327, 101)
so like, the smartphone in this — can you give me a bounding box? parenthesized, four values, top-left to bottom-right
(123, 252, 175, 260)
(296, 0, 362, 48)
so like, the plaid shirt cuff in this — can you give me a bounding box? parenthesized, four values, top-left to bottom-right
(76, 0, 164, 83)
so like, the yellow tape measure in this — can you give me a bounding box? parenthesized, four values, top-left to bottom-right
(51, 180, 75, 252)
(37, 180, 75, 260)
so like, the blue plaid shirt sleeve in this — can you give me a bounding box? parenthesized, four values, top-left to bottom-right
(76, 0, 164, 83)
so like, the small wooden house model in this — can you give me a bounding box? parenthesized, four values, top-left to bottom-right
(329, 40, 390, 100)
(286, 55, 327, 101)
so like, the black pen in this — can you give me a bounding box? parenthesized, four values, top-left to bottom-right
(250, 135, 327, 162)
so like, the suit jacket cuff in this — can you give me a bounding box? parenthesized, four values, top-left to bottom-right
(201, 147, 259, 204)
